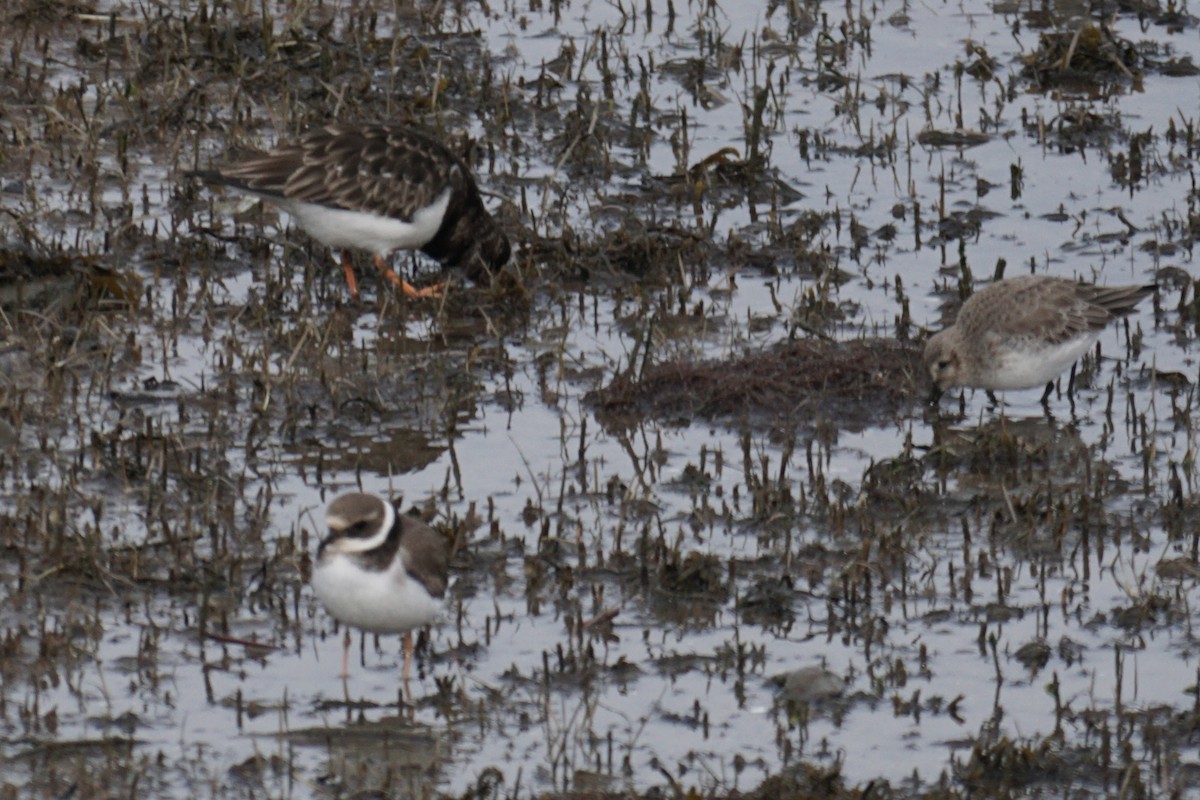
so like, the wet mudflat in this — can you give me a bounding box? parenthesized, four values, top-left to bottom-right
(1, 0, 1199, 798)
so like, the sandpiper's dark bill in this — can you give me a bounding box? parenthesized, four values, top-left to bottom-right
(189, 124, 511, 300)
(310, 492, 449, 680)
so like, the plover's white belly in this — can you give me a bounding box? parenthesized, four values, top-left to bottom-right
(312, 554, 443, 634)
(279, 188, 452, 256)
(988, 333, 1100, 390)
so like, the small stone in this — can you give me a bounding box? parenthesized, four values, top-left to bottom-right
(771, 666, 846, 705)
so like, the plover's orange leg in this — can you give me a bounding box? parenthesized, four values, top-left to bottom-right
(373, 255, 444, 299)
(401, 281, 447, 299)
(340, 251, 360, 300)
(340, 628, 352, 679)
(401, 631, 414, 682)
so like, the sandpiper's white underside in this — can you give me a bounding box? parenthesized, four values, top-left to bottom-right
(988, 333, 1100, 391)
(311, 552, 444, 634)
(270, 187, 452, 257)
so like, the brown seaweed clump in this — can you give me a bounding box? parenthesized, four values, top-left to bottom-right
(587, 337, 924, 431)
(1021, 23, 1140, 93)
(0, 245, 139, 311)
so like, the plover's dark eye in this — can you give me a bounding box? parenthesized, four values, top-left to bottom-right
(937, 360, 951, 370)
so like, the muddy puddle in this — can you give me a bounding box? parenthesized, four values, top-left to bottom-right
(1, 0, 1199, 797)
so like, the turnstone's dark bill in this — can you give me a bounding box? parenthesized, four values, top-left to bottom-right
(925, 275, 1155, 403)
(311, 492, 449, 680)
(190, 124, 511, 300)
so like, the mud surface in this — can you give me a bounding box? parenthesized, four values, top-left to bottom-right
(1, 0, 1199, 798)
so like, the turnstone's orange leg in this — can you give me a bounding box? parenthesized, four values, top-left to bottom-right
(340, 251, 360, 300)
(401, 631, 414, 682)
(340, 628, 352, 679)
(401, 281, 447, 299)
(373, 255, 444, 299)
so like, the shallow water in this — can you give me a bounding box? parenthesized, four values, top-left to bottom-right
(2, 0, 1199, 797)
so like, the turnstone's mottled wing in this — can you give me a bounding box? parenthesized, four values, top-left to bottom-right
(213, 125, 461, 227)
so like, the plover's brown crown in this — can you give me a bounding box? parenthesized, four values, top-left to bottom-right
(925, 275, 1155, 393)
(192, 124, 510, 284)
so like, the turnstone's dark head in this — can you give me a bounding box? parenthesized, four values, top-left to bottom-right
(425, 196, 512, 285)
(412, 138, 511, 284)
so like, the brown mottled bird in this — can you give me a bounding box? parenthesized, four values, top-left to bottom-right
(925, 275, 1154, 403)
(189, 124, 510, 299)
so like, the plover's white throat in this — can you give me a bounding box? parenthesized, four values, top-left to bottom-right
(311, 492, 449, 680)
(925, 275, 1155, 403)
(190, 123, 511, 300)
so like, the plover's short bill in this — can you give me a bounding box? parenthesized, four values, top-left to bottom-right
(925, 274, 1155, 403)
(311, 492, 449, 680)
(190, 123, 510, 300)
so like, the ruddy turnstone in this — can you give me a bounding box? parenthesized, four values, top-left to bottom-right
(190, 123, 511, 299)
(925, 275, 1154, 403)
(311, 492, 449, 680)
